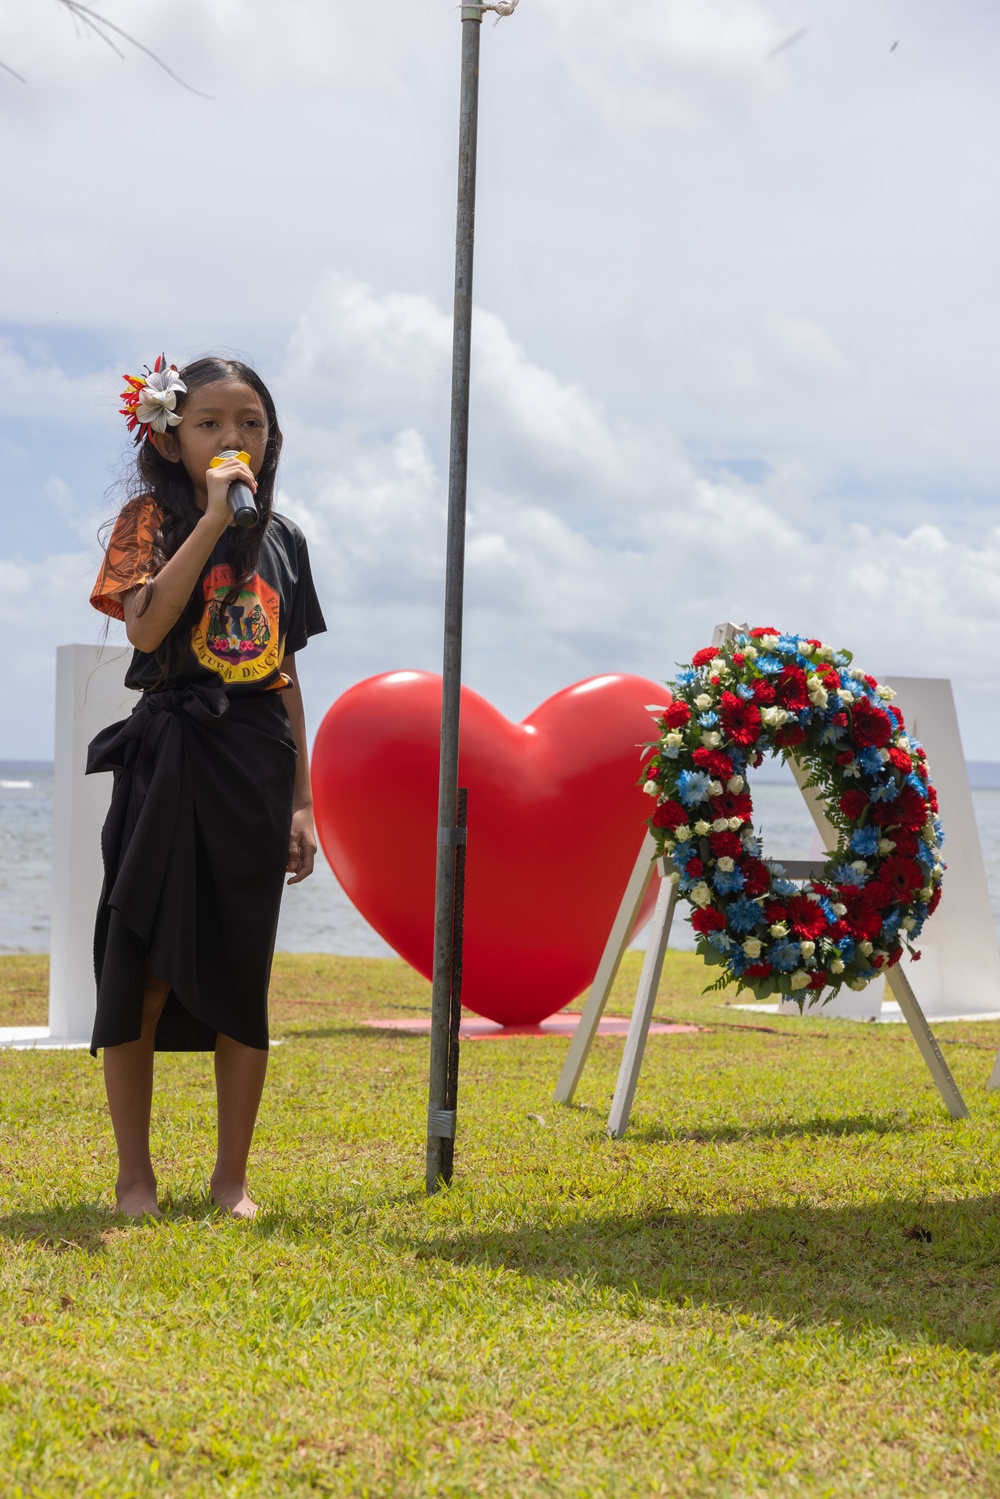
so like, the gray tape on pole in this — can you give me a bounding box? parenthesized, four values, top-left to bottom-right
(437, 826, 468, 846)
(428, 1109, 457, 1139)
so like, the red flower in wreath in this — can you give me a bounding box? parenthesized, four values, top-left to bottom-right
(775, 723, 807, 748)
(693, 747, 734, 779)
(663, 701, 691, 728)
(787, 894, 829, 941)
(691, 647, 717, 668)
(777, 665, 809, 712)
(652, 799, 688, 830)
(719, 692, 761, 747)
(871, 784, 926, 832)
(709, 830, 743, 859)
(888, 746, 913, 775)
(691, 907, 726, 934)
(881, 854, 923, 899)
(851, 698, 893, 748)
(711, 788, 754, 821)
(751, 679, 776, 704)
(739, 857, 770, 898)
(839, 789, 869, 820)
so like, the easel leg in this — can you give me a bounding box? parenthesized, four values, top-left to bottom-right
(885, 966, 969, 1120)
(554, 831, 657, 1105)
(606, 879, 677, 1139)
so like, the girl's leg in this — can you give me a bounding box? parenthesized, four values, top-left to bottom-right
(102, 969, 170, 1217)
(210, 1035, 268, 1219)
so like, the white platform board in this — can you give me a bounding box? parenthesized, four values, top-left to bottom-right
(0, 644, 137, 1051)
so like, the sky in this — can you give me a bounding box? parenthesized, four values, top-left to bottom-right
(2, 0, 1000, 759)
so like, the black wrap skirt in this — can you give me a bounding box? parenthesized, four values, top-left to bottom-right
(87, 684, 297, 1054)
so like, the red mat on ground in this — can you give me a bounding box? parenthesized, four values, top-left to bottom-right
(362, 1014, 702, 1041)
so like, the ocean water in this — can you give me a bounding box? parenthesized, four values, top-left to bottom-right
(3, 762, 1000, 957)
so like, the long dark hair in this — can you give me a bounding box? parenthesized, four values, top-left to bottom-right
(124, 357, 283, 682)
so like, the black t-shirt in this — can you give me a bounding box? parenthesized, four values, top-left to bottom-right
(92, 500, 326, 693)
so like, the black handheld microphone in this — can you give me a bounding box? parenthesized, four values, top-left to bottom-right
(210, 448, 258, 529)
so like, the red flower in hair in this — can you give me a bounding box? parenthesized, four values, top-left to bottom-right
(652, 799, 688, 830)
(663, 701, 691, 728)
(719, 692, 761, 747)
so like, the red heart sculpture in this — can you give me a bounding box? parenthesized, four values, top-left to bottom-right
(311, 672, 668, 1026)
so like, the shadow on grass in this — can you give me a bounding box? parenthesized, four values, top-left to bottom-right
(0, 1205, 116, 1254)
(628, 1112, 908, 1145)
(411, 1194, 1000, 1352)
(275, 1025, 428, 1043)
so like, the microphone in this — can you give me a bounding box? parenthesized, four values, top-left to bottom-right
(209, 448, 258, 529)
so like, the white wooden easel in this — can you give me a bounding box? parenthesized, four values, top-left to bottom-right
(554, 624, 969, 1135)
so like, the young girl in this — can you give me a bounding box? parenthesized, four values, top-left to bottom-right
(88, 356, 326, 1219)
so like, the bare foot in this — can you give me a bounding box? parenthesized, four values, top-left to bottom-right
(115, 1178, 161, 1219)
(210, 1180, 258, 1220)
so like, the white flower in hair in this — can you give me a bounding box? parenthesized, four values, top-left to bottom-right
(133, 364, 187, 432)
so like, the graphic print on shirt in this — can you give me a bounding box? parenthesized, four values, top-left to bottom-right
(191, 564, 282, 683)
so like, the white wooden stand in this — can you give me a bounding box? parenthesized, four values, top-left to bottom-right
(554, 623, 971, 1134)
(0, 645, 137, 1051)
(554, 838, 968, 1134)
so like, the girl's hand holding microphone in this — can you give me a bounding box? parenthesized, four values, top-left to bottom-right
(205, 451, 258, 532)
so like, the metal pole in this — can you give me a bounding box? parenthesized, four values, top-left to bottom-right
(426, 8, 483, 1193)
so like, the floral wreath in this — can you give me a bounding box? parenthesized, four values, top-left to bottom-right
(642, 629, 944, 1004)
(119, 354, 186, 443)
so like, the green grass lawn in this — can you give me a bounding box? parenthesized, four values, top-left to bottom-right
(3, 951, 1000, 1497)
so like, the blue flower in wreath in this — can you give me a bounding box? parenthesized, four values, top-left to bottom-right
(882, 909, 903, 939)
(777, 635, 799, 655)
(832, 863, 867, 887)
(772, 878, 798, 897)
(713, 865, 745, 895)
(677, 769, 713, 807)
(727, 897, 763, 934)
(770, 940, 802, 972)
(858, 747, 884, 775)
(836, 936, 856, 963)
(708, 931, 732, 954)
(869, 781, 899, 802)
(698, 711, 719, 727)
(850, 826, 880, 857)
(742, 833, 762, 857)
(727, 946, 749, 976)
(757, 655, 784, 675)
(672, 839, 698, 867)
(818, 721, 846, 745)
(916, 840, 935, 869)
(906, 773, 929, 800)
(674, 668, 698, 686)
(737, 683, 755, 700)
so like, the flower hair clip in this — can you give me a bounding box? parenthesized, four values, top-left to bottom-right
(119, 355, 187, 443)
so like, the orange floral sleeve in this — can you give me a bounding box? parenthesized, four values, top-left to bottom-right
(91, 498, 164, 622)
